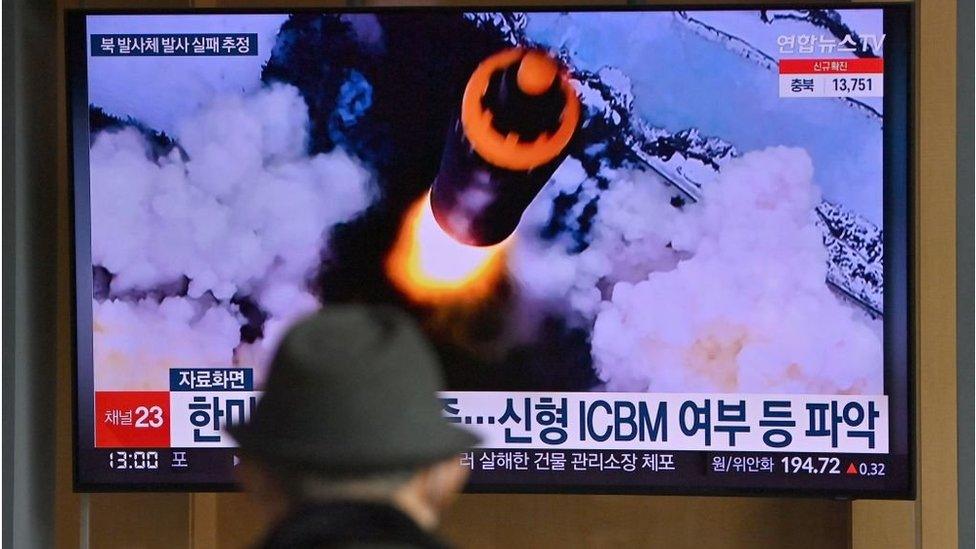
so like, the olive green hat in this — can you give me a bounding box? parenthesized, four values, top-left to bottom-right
(229, 305, 478, 475)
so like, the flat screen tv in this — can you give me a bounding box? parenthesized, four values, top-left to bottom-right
(68, 4, 913, 497)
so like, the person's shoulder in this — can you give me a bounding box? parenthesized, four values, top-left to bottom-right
(328, 542, 432, 549)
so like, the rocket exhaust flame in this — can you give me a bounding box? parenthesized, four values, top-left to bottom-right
(386, 192, 508, 305)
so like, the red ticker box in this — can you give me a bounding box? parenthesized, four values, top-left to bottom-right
(95, 391, 171, 448)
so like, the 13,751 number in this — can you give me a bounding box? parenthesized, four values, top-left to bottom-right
(831, 77, 873, 93)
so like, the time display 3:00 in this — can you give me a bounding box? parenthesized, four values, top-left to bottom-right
(831, 77, 874, 92)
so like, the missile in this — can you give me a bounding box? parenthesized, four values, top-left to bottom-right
(430, 48, 581, 247)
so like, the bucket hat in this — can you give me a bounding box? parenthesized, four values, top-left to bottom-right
(229, 305, 478, 475)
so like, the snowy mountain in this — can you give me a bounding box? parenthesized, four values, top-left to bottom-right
(463, 12, 527, 44)
(491, 10, 885, 315)
(816, 201, 884, 315)
(89, 10, 885, 320)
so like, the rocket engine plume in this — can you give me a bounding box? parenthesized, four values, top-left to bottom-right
(386, 192, 508, 305)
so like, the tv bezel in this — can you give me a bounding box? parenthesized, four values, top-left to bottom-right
(66, 3, 915, 498)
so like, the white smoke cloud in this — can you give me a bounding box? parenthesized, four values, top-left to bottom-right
(90, 83, 376, 387)
(93, 297, 242, 390)
(511, 157, 688, 320)
(513, 147, 882, 394)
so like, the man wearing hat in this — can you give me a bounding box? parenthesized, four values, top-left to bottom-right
(230, 305, 478, 549)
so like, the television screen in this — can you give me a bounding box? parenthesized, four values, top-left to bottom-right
(69, 5, 913, 497)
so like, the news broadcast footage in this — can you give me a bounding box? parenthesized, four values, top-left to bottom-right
(71, 7, 912, 496)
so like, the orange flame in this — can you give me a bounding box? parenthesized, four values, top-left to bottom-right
(386, 192, 508, 305)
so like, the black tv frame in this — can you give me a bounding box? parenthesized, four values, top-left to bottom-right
(66, 3, 915, 498)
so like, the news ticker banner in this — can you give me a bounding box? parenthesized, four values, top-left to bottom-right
(94, 368, 888, 454)
(778, 58, 883, 98)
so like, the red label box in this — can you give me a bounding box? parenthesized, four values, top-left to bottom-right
(779, 58, 884, 74)
(95, 391, 171, 448)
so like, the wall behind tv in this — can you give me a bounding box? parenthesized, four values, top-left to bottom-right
(37, 0, 959, 548)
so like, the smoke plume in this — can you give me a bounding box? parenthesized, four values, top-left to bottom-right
(90, 83, 376, 388)
(512, 147, 883, 394)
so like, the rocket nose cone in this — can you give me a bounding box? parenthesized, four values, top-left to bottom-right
(517, 50, 559, 96)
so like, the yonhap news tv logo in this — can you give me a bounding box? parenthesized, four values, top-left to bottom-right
(776, 33, 885, 56)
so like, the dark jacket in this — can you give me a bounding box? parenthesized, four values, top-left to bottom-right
(258, 501, 452, 549)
